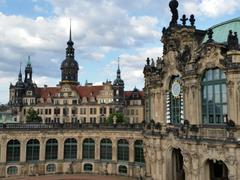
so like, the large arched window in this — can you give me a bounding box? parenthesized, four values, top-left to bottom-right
(82, 138, 95, 159)
(166, 76, 183, 124)
(26, 139, 40, 162)
(7, 140, 20, 162)
(117, 139, 129, 161)
(64, 138, 77, 160)
(100, 139, 112, 161)
(134, 140, 144, 163)
(202, 69, 227, 124)
(45, 139, 58, 160)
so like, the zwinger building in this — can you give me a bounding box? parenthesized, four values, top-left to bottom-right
(0, 0, 239, 180)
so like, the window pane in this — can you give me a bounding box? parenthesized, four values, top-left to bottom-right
(214, 85, 220, 103)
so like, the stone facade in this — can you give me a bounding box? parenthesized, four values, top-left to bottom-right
(143, 0, 240, 180)
(0, 124, 145, 178)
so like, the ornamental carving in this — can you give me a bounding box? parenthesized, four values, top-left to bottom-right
(225, 155, 238, 166)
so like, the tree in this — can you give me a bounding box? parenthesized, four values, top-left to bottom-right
(26, 107, 42, 123)
(106, 112, 128, 124)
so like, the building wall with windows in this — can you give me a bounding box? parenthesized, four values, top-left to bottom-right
(0, 126, 145, 178)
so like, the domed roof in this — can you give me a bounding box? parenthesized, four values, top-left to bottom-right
(113, 77, 124, 86)
(202, 17, 240, 44)
(15, 80, 25, 89)
(61, 58, 79, 69)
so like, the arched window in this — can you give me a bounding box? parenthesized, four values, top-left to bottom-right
(166, 76, 183, 124)
(117, 139, 129, 161)
(45, 139, 58, 160)
(118, 165, 127, 174)
(64, 138, 77, 160)
(202, 69, 227, 124)
(100, 139, 112, 160)
(7, 166, 18, 175)
(134, 140, 144, 163)
(26, 139, 40, 162)
(7, 140, 20, 162)
(82, 138, 95, 159)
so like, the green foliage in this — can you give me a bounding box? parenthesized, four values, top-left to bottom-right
(26, 107, 42, 123)
(107, 112, 128, 124)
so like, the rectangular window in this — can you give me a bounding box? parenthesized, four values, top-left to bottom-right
(90, 108, 96, 115)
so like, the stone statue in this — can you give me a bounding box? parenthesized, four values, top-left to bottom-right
(189, 14, 195, 27)
(180, 14, 188, 26)
(228, 30, 239, 50)
(169, 0, 179, 26)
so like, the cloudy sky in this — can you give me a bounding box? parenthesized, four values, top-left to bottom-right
(0, 0, 240, 104)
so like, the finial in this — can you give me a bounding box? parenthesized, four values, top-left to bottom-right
(207, 28, 213, 42)
(169, 0, 179, 26)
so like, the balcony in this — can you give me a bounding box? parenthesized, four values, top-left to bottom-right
(0, 122, 144, 131)
(143, 121, 240, 144)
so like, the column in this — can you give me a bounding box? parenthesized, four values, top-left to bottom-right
(20, 139, 27, 163)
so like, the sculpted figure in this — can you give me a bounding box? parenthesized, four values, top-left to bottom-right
(169, 0, 179, 26)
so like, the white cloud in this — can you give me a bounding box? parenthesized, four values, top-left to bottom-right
(105, 47, 163, 90)
(183, 0, 240, 18)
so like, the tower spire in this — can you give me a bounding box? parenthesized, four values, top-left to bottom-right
(69, 19, 72, 42)
(67, 19, 74, 47)
(27, 55, 31, 65)
(117, 57, 121, 79)
(18, 62, 22, 81)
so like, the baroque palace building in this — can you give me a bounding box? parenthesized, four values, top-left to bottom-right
(0, 0, 240, 179)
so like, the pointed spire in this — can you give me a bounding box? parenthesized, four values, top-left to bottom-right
(18, 62, 22, 81)
(67, 19, 74, 47)
(117, 57, 121, 79)
(70, 19, 72, 41)
(66, 19, 75, 58)
(27, 55, 31, 65)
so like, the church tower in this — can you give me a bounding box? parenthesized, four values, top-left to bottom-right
(14, 64, 25, 106)
(113, 58, 125, 112)
(60, 21, 79, 85)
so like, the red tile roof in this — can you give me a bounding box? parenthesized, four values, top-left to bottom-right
(124, 91, 144, 98)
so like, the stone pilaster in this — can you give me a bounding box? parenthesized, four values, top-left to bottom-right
(77, 137, 82, 160)
(58, 137, 64, 160)
(20, 139, 27, 163)
(39, 137, 46, 161)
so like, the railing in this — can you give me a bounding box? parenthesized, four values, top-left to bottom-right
(0, 122, 144, 131)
